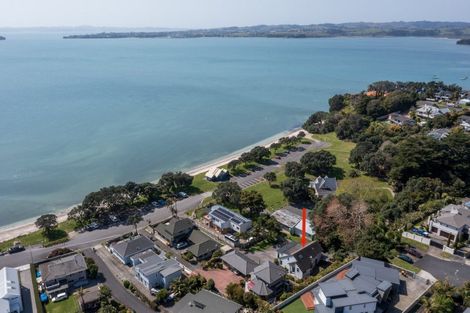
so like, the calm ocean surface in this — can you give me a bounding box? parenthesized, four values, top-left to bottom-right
(0, 33, 469, 227)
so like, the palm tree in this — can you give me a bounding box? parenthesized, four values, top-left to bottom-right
(128, 214, 143, 235)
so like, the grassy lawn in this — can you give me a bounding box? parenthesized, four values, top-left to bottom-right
(282, 298, 312, 313)
(45, 295, 80, 313)
(401, 237, 430, 252)
(311, 133, 355, 173)
(191, 172, 219, 192)
(0, 219, 75, 252)
(246, 171, 288, 211)
(390, 257, 420, 274)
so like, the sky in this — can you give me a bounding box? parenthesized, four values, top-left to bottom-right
(1, 0, 470, 29)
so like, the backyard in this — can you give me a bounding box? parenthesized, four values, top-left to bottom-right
(45, 296, 80, 313)
(282, 298, 312, 313)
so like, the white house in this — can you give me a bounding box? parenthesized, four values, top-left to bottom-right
(277, 241, 322, 280)
(133, 250, 182, 289)
(428, 204, 470, 244)
(207, 205, 252, 233)
(416, 104, 448, 119)
(205, 167, 229, 181)
(459, 116, 470, 132)
(427, 128, 450, 141)
(0, 267, 22, 313)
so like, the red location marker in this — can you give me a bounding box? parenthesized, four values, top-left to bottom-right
(301, 207, 307, 247)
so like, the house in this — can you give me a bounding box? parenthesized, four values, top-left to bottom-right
(416, 103, 449, 119)
(78, 287, 101, 313)
(155, 218, 194, 246)
(271, 209, 315, 239)
(207, 205, 252, 233)
(133, 250, 182, 289)
(459, 115, 470, 131)
(428, 204, 470, 244)
(246, 261, 286, 299)
(39, 254, 88, 297)
(428, 128, 450, 141)
(312, 257, 400, 313)
(388, 113, 416, 126)
(459, 98, 470, 105)
(110, 235, 155, 265)
(172, 289, 242, 313)
(0, 267, 22, 313)
(221, 250, 259, 277)
(187, 230, 220, 261)
(277, 241, 322, 280)
(205, 167, 229, 182)
(309, 176, 337, 197)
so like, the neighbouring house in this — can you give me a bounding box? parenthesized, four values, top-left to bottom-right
(133, 250, 182, 289)
(246, 261, 286, 299)
(428, 204, 470, 244)
(78, 286, 101, 313)
(187, 230, 220, 261)
(39, 254, 88, 298)
(221, 250, 259, 277)
(459, 115, 470, 131)
(271, 209, 315, 239)
(309, 176, 337, 197)
(277, 241, 323, 280)
(207, 205, 252, 233)
(312, 257, 400, 313)
(0, 267, 22, 313)
(110, 235, 155, 265)
(388, 113, 416, 126)
(459, 98, 470, 105)
(155, 218, 194, 246)
(205, 167, 229, 181)
(172, 289, 242, 313)
(416, 103, 449, 119)
(428, 128, 451, 141)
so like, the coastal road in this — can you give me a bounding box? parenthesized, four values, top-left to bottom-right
(0, 193, 209, 268)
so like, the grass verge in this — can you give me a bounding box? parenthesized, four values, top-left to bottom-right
(390, 257, 420, 274)
(401, 237, 430, 252)
(282, 298, 312, 313)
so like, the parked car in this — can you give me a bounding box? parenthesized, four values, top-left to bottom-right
(52, 292, 68, 302)
(86, 222, 100, 231)
(109, 215, 119, 223)
(398, 254, 414, 264)
(8, 244, 25, 254)
(406, 247, 423, 258)
(175, 241, 188, 249)
(411, 227, 430, 238)
(153, 199, 166, 208)
(150, 288, 160, 296)
(177, 192, 188, 199)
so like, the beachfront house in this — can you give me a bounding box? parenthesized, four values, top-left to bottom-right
(205, 167, 229, 181)
(0, 267, 23, 313)
(155, 217, 194, 246)
(110, 235, 155, 265)
(428, 203, 470, 244)
(207, 205, 252, 233)
(312, 257, 400, 313)
(309, 176, 337, 197)
(246, 261, 286, 299)
(133, 249, 182, 289)
(172, 289, 242, 313)
(39, 254, 88, 298)
(221, 250, 259, 277)
(277, 241, 322, 280)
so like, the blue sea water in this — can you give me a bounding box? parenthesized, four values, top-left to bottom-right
(0, 33, 469, 227)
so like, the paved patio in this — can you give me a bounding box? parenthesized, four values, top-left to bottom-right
(195, 266, 242, 295)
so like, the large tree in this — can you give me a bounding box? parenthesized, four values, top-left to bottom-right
(35, 214, 58, 238)
(281, 177, 309, 203)
(158, 172, 193, 195)
(239, 190, 266, 217)
(300, 150, 336, 176)
(284, 161, 305, 178)
(212, 182, 242, 207)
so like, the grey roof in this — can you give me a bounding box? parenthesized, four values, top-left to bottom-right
(208, 205, 251, 226)
(39, 254, 87, 282)
(434, 204, 470, 229)
(309, 176, 337, 196)
(188, 230, 211, 245)
(352, 257, 400, 286)
(271, 209, 301, 229)
(172, 289, 242, 313)
(221, 250, 258, 276)
(250, 278, 273, 296)
(253, 261, 286, 284)
(135, 255, 181, 278)
(156, 218, 193, 241)
(277, 241, 322, 273)
(388, 113, 415, 125)
(111, 235, 154, 259)
(428, 128, 450, 140)
(459, 115, 470, 123)
(0, 267, 21, 312)
(188, 238, 220, 258)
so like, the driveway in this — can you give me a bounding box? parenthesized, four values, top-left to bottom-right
(19, 266, 37, 313)
(83, 248, 155, 313)
(415, 255, 470, 286)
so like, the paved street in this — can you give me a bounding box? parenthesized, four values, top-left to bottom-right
(415, 255, 470, 286)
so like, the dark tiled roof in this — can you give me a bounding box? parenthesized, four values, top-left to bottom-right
(253, 261, 286, 284)
(221, 250, 258, 276)
(111, 236, 154, 259)
(172, 289, 241, 313)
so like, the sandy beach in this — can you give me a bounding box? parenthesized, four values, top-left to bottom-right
(0, 127, 304, 244)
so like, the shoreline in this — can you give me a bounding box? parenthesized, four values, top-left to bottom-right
(0, 127, 304, 243)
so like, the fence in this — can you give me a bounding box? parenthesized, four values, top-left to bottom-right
(442, 245, 455, 255)
(272, 258, 357, 311)
(402, 232, 431, 245)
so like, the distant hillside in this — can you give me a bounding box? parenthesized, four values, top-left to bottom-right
(0, 36, 5, 40)
(64, 21, 470, 39)
(457, 38, 470, 45)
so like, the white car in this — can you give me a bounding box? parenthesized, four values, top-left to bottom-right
(150, 288, 160, 295)
(52, 292, 68, 302)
